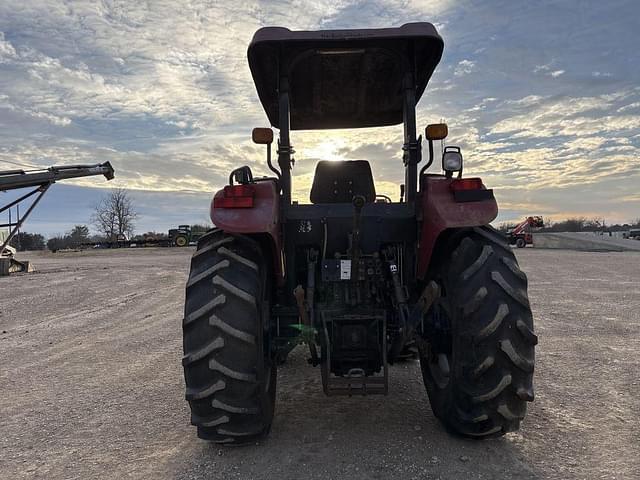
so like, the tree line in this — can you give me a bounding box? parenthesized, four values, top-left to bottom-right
(498, 217, 640, 234)
(6, 188, 211, 252)
(10, 224, 123, 252)
(6, 188, 138, 251)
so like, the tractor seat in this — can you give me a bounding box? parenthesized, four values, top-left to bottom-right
(310, 160, 376, 204)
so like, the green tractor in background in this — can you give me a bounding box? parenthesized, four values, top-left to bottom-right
(169, 225, 207, 247)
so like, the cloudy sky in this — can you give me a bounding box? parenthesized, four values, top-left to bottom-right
(1, 0, 639, 236)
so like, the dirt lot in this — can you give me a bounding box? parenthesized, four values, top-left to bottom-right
(1, 247, 639, 480)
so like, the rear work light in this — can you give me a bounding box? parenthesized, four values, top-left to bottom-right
(213, 184, 255, 208)
(450, 178, 494, 203)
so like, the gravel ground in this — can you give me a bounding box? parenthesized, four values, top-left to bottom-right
(1, 247, 639, 480)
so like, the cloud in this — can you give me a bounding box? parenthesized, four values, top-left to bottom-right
(0, 32, 16, 60)
(454, 59, 476, 77)
(1, 0, 639, 232)
(533, 63, 566, 78)
(617, 102, 640, 113)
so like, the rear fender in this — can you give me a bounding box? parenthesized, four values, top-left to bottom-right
(210, 180, 283, 284)
(417, 176, 497, 279)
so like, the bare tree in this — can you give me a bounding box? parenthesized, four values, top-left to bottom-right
(497, 222, 517, 234)
(92, 188, 137, 241)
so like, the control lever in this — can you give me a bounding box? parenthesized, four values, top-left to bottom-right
(350, 195, 365, 283)
(384, 247, 410, 360)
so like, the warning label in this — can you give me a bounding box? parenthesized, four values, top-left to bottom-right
(340, 260, 351, 280)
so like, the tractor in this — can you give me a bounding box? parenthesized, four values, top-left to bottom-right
(182, 23, 536, 444)
(169, 225, 205, 247)
(508, 216, 544, 248)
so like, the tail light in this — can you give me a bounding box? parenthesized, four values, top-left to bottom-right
(450, 178, 484, 191)
(450, 178, 494, 203)
(213, 184, 255, 208)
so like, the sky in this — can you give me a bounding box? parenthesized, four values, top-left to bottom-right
(1, 0, 639, 236)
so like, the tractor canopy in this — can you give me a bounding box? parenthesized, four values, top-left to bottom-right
(248, 22, 444, 130)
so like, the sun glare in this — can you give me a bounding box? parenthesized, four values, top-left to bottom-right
(302, 138, 348, 162)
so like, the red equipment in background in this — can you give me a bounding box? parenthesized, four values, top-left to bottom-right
(508, 216, 544, 248)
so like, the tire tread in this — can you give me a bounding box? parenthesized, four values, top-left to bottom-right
(420, 225, 536, 438)
(182, 231, 275, 445)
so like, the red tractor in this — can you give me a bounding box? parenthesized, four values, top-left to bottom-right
(508, 216, 545, 248)
(182, 23, 536, 444)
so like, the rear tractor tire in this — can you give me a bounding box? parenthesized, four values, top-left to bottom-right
(420, 226, 537, 438)
(182, 230, 276, 444)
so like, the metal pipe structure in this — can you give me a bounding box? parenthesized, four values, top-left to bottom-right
(266, 142, 281, 179)
(0, 162, 114, 191)
(277, 77, 293, 205)
(1, 184, 50, 253)
(402, 75, 420, 204)
(0, 162, 115, 254)
(419, 139, 435, 186)
(0, 186, 43, 215)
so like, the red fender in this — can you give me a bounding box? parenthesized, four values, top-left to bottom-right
(210, 180, 284, 284)
(417, 176, 498, 279)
